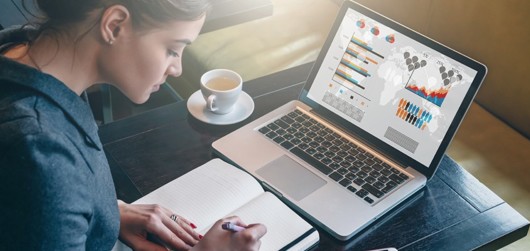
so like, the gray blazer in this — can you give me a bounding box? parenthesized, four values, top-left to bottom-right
(0, 27, 119, 250)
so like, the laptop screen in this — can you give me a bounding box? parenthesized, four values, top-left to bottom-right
(304, 5, 483, 168)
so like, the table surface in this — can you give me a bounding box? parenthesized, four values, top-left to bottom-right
(99, 62, 529, 251)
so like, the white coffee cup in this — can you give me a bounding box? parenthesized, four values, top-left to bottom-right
(200, 69, 243, 114)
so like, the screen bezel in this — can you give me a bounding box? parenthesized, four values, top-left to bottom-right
(299, 1, 487, 179)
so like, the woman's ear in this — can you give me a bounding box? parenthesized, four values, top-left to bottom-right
(100, 5, 131, 45)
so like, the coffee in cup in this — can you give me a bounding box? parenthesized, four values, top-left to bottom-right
(200, 69, 242, 114)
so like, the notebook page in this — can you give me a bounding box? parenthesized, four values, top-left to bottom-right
(202, 192, 316, 251)
(133, 159, 264, 232)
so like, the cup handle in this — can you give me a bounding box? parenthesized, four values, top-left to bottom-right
(206, 95, 217, 112)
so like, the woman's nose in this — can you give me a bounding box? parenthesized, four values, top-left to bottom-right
(166, 65, 182, 78)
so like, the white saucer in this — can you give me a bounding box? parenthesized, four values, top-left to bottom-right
(187, 90, 254, 125)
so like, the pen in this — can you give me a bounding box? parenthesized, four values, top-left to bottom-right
(221, 222, 246, 232)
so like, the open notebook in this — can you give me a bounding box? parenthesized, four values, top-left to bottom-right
(112, 159, 319, 251)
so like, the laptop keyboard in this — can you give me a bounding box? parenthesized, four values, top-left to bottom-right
(258, 109, 410, 204)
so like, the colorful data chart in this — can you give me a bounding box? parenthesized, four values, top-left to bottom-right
(396, 98, 433, 130)
(439, 66, 463, 86)
(405, 83, 449, 107)
(385, 34, 395, 43)
(333, 34, 385, 90)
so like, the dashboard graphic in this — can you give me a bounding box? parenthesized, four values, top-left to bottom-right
(307, 8, 478, 167)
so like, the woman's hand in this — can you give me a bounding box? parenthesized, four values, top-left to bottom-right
(191, 216, 267, 251)
(118, 201, 201, 251)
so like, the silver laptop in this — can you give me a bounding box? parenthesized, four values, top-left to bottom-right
(213, 0, 487, 240)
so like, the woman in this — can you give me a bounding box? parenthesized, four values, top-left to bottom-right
(0, 0, 266, 250)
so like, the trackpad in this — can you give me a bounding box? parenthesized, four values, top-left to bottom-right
(256, 155, 326, 201)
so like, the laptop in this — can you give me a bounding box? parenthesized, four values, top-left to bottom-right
(212, 0, 487, 240)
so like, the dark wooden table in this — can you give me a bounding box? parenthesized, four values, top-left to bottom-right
(99, 62, 529, 251)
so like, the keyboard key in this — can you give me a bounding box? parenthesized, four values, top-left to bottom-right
(352, 161, 364, 168)
(357, 171, 368, 178)
(355, 189, 369, 198)
(306, 148, 317, 155)
(345, 155, 356, 162)
(353, 178, 365, 186)
(316, 146, 327, 153)
(339, 178, 351, 187)
(265, 131, 278, 139)
(283, 134, 294, 141)
(361, 165, 373, 173)
(356, 154, 367, 160)
(267, 123, 279, 130)
(378, 176, 389, 183)
(348, 149, 359, 156)
(364, 158, 375, 166)
(389, 174, 405, 184)
(314, 136, 325, 143)
(370, 171, 382, 178)
(347, 186, 357, 193)
(294, 132, 305, 138)
(280, 141, 294, 150)
(321, 141, 332, 148)
(258, 127, 270, 134)
(324, 151, 335, 158)
(372, 164, 384, 171)
(364, 197, 374, 204)
(313, 153, 324, 160)
(381, 169, 392, 176)
(295, 116, 306, 123)
(292, 122, 302, 129)
(337, 168, 348, 175)
(340, 144, 351, 151)
(276, 129, 286, 135)
(362, 184, 384, 198)
(294, 110, 302, 115)
(281, 116, 295, 124)
(274, 119, 289, 129)
(365, 152, 374, 158)
(287, 111, 298, 118)
(373, 181, 385, 190)
(340, 161, 351, 168)
(399, 173, 410, 180)
(332, 139, 343, 146)
(309, 142, 319, 148)
(364, 176, 376, 184)
(324, 135, 335, 141)
(298, 143, 309, 150)
(329, 163, 341, 170)
(348, 166, 360, 173)
(290, 138, 302, 145)
(290, 147, 333, 175)
(329, 146, 340, 152)
(321, 158, 333, 165)
(273, 136, 285, 144)
(301, 137, 312, 143)
(345, 173, 357, 180)
(337, 151, 348, 158)
(317, 130, 328, 137)
(332, 156, 343, 163)
(299, 127, 310, 134)
(286, 127, 297, 134)
(373, 158, 383, 164)
(329, 172, 343, 181)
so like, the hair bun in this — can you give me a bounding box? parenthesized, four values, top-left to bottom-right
(35, 0, 93, 22)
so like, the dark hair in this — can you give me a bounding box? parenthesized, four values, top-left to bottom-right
(23, 0, 212, 34)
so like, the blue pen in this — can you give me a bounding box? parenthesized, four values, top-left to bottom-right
(221, 222, 246, 232)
